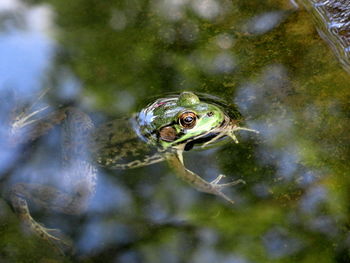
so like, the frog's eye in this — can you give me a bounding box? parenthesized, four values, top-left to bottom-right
(179, 112, 197, 129)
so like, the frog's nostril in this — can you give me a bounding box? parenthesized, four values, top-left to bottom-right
(207, 112, 214, 117)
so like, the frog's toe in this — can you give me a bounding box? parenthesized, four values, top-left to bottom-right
(209, 188, 235, 204)
(208, 175, 246, 204)
(52, 237, 74, 256)
(35, 223, 74, 255)
(211, 174, 245, 188)
(49, 232, 73, 255)
(43, 227, 63, 233)
(210, 174, 225, 184)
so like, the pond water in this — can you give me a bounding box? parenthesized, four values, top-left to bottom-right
(1, 0, 350, 262)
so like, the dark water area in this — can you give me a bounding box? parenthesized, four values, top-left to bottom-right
(1, 0, 350, 262)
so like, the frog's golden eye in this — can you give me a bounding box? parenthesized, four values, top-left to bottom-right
(179, 112, 197, 129)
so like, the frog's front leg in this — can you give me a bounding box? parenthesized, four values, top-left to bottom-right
(165, 150, 244, 204)
(9, 108, 96, 254)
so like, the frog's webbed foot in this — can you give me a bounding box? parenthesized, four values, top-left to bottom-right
(10, 192, 74, 255)
(208, 174, 245, 204)
(32, 219, 73, 255)
(166, 151, 244, 204)
(211, 174, 245, 187)
(9, 88, 70, 145)
(11, 88, 50, 131)
(8, 182, 91, 255)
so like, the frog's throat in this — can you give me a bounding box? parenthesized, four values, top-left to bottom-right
(165, 116, 225, 150)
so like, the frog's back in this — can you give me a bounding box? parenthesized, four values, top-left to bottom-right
(89, 117, 162, 169)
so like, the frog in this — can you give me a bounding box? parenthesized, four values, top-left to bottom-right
(7, 91, 258, 253)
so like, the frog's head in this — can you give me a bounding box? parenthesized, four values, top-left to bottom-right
(136, 92, 232, 150)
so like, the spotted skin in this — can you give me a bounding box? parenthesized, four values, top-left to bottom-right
(89, 118, 165, 169)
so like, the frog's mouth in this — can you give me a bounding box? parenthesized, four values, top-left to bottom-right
(183, 133, 222, 151)
(155, 114, 257, 151)
(175, 115, 256, 151)
(179, 117, 230, 151)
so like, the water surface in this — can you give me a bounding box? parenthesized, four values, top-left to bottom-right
(1, 0, 350, 262)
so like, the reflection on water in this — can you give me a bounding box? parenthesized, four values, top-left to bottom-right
(300, 0, 350, 73)
(242, 11, 287, 35)
(262, 227, 302, 258)
(1, 0, 350, 262)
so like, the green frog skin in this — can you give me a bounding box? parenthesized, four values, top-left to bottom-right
(8, 91, 257, 253)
